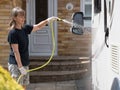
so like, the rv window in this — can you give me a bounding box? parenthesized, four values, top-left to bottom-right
(94, 0, 101, 13)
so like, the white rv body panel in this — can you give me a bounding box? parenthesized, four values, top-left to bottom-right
(92, 0, 120, 90)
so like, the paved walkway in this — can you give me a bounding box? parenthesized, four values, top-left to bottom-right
(26, 76, 91, 90)
(27, 80, 77, 90)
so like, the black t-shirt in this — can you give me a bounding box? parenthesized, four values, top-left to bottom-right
(8, 24, 33, 66)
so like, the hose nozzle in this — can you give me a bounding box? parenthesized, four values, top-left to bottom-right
(57, 18, 72, 25)
(57, 18, 63, 21)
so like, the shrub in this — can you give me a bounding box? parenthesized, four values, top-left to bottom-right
(0, 66, 24, 90)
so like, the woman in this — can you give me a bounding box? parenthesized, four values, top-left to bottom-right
(8, 7, 58, 90)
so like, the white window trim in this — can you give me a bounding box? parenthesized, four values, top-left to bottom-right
(80, 0, 92, 17)
(80, 0, 92, 27)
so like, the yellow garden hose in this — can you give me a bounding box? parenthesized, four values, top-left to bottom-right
(17, 21, 56, 83)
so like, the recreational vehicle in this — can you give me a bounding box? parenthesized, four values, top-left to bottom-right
(92, 0, 120, 90)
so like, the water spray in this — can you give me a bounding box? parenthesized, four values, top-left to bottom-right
(57, 17, 85, 35)
(57, 18, 83, 28)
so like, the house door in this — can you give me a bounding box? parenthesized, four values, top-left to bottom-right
(27, 0, 57, 56)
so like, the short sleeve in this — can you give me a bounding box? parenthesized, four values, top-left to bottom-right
(8, 31, 18, 44)
(23, 24, 33, 34)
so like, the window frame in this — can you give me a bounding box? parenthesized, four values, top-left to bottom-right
(80, 0, 92, 27)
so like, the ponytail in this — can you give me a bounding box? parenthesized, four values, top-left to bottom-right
(9, 19, 16, 30)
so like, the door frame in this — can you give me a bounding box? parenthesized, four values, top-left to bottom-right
(26, 0, 58, 56)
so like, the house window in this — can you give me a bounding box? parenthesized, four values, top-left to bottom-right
(81, 0, 92, 27)
(85, 4, 92, 17)
(35, 0, 48, 24)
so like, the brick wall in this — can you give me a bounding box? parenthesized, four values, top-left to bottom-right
(58, 0, 91, 56)
(0, 0, 23, 68)
(0, 1, 11, 68)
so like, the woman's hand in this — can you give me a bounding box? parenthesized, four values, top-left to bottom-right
(19, 67, 27, 75)
(32, 16, 59, 32)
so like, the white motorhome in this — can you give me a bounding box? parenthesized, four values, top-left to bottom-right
(92, 0, 120, 90)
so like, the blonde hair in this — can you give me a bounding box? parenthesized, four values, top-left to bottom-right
(9, 7, 25, 29)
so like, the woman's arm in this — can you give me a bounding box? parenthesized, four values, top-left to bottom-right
(11, 44, 27, 75)
(32, 16, 59, 32)
(32, 19, 48, 32)
(11, 44, 22, 68)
